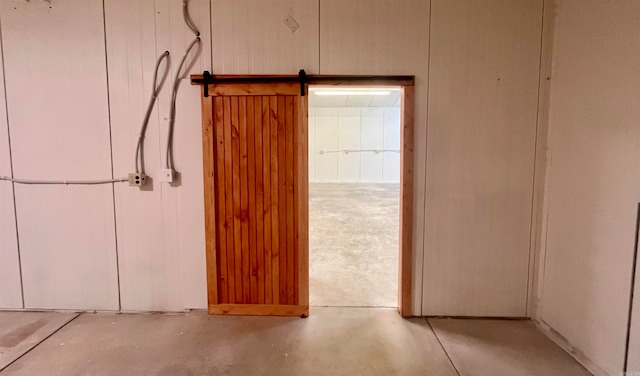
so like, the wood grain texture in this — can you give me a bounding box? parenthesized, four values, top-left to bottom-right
(203, 82, 305, 308)
(269, 96, 280, 305)
(399, 86, 415, 317)
(296, 90, 309, 307)
(262, 96, 273, 304)
(422, 0, 543, 317)
(208, 304, 308, 317)
(201, 95, 218, 305)
(213, 97, 228, 303)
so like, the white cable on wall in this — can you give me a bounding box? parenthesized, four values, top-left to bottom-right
(135, 50, 170, 174)
(165, 0, 201, 171)
(1, 51, 171, 187)
(0, 176, 127, 185)
(1, 1, 200, 186)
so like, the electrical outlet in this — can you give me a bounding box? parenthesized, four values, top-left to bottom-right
(159, 169, 174, 183)
(128, 173, 146, 187)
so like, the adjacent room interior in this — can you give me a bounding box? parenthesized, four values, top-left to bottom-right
(308, 86, 400, 308)
(0, 1, 639, 375)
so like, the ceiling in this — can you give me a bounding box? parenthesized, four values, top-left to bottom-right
(308, 90, 401, 108)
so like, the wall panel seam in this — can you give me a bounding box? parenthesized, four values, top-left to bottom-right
(526, 0, 547, 317)
(102, 0, 122, 311)
(0, 12, 25, 309)
(418, 0, 433, 316)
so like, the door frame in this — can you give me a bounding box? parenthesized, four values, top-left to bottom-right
(192, 74, 415, 317)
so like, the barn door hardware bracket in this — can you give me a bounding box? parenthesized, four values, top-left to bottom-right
(191, 71, 416, 98)
(202, 70, 212, 97)
(299, 69, 307, 96)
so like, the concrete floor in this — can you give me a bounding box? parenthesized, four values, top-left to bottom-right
(309, 183, 399, 307)
(0, 309, 591, 376)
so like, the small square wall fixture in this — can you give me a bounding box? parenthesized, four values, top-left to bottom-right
(284, 15, 299, 33)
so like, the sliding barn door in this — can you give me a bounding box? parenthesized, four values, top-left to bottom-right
(200, 82, 308, 317)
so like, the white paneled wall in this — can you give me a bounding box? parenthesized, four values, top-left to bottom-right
(104, 0, 211, 311)
(211, 0, 319, 74)
(535, 1, 640, 374)
(0, 0, 119, 310)
(0, 22, 22, 309)
(0, 0, 556, 322)
(422, 0, 543, 317)
(309, 107, 400, 183)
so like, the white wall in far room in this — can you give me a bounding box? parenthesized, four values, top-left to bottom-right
(309, 107, 400, 183)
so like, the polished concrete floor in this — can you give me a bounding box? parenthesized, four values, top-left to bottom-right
(0, 308, 591, 376)
(309, 183, 399, 307)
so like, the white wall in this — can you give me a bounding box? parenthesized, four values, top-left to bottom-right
(309, 107, 400, 183)
(0, 0, 547, 318)
(422, 0, 543, 317)
(0, 17, 22, 309)
(534, 0, 640, 374)
(1, 0, 119, 310)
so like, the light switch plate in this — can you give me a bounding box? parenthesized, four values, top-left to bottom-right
(284, 15, 299, 33)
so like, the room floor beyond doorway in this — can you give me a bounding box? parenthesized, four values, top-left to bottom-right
(309, 183, 399, 307)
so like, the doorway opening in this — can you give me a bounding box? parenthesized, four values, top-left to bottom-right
(308, 85, 402, 308)
(192, 72, 414, 316)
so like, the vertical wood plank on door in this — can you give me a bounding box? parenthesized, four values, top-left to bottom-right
(201, 95, 217, 305)
(296, 94, 309, 308)
(239, 97, 250, 302)
(262, 96, 273, 304)
(269, 96, 280, 305)
(247, 97, 259, 303)
(277, 96, 288, 303)
(223, 97, 236, 303)
(1, 0, 118, 310)
(231, 97, 243, 302)
(213, 97, 229, 303)
(254, 96, 266, 304)
(285, 96, 296, 304)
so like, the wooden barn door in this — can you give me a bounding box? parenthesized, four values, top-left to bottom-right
(200, 81, 309, 317)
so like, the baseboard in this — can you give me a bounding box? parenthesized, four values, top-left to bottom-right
(535, 319, 609, 376)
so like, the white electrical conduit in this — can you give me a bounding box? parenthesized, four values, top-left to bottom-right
(165, 0, 201, 171)
(2, 1, 200, 185)
(135, 50, 170, 174)
(0, 51, 171, 186)
(0, 176, 128, 185)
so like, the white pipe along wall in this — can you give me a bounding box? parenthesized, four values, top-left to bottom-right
(0, 1, 638, 374)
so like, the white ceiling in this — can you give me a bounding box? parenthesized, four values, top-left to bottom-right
(308, 90, 401, 108)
